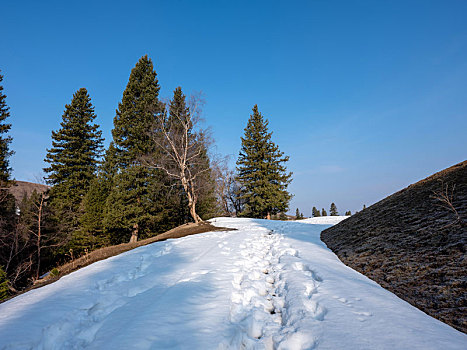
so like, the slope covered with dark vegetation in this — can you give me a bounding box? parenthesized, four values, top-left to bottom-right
(321, 161, 467, 333)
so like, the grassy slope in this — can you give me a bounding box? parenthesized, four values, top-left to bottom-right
(321, 161, 467, 333)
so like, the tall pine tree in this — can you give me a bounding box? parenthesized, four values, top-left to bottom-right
(0, 71, 16, 296)
(330, 202, 338, 216)
(236, 105, 292, 219)
(104, 55, 180, 243)
(312, 206, 320, 217)
(44, 88, 103, 244)
(0, 71, 13, 186)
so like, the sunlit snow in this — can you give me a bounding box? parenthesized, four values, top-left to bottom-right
(0, 217, 465, 349)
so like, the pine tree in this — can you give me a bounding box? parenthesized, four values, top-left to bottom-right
(44, 88, 103, 240)
(321, 208, 327, 216)
(112, 55, 161, 164)
(312, 206, 320, 217)
(330, 202, 338, 216)
(236, 105, 292, 219)
(0, 71, 13, 186)
(104, 56, 180, 243)
(295, 208, 304, 219)
(345, 210, 352, 216)
(0, 71, 17, 287)
(0, 266, 9, 301)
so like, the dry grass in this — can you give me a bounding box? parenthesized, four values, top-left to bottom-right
(321, 160, 467, 333)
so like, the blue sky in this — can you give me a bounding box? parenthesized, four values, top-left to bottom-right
(2, 0, 466, 215)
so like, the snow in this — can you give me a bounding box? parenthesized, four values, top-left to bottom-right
(298, 216, 349, 225)
(0, 217, 465, 349)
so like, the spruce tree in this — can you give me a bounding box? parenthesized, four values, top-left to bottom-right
(0, 266, 9, 301)
(330, 202, 338, 216)
(296, 208, 300, 219)
(0, 71, 13, 185)
(0, 71, 17, 282)
(112, 55, 161, 164)
(44, 88, 103, 239)
(312, 206, 320, 217)
(104, 56, 180, 242)
(321, 208, 327, 216)
(236, 105, 292, 219)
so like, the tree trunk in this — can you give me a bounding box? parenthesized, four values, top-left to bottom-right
(181, 176, 202, 223)
(36, 194, 44, 280)
(130, 223, 139, 243)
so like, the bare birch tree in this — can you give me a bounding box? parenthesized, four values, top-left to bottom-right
(143, 88, 212, 223)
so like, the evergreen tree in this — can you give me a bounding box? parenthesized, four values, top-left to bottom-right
(0, 71, 17, 289)
(330, 202, 338, 216)
(312, 206, 320, 217)
(363, 204, 366, 210)
(0, 71, 13, 185)
(295, 208, 304, 219)
(44, 88, 103, 241)
(112, 55, 161, 164)
(321, 208, 327, 216)
(104, 56, 180, 242)
(79, 142, 117, 250)
(345, 210, 352, 216)
(0, 266, 9, 301)
(236, 105, 292, 219)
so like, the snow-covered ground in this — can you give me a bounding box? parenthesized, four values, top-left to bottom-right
(0, 217, 465, 349)
(298, 216, 350, 225)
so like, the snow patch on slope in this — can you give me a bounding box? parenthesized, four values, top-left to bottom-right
(299, 215, 349, 225)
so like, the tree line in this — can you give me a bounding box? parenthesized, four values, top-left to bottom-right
(0, 57, 293, 298)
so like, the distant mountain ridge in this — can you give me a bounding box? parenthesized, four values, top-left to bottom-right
(321, 161, 467, 333)
(8, 181, 49, 204)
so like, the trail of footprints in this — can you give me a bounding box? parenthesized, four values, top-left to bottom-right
(227, 227, 326, 348)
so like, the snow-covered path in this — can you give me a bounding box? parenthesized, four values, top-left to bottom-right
(0, 217, 465, 349)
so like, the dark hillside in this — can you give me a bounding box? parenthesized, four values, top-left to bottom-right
(321, 161, 467, 333)
(8, 181, 49, 204)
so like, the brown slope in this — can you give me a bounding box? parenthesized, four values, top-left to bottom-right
(321, 160, 467, 333)
(8, 180, 49, 204)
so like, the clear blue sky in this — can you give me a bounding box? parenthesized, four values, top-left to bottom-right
(2, 0, 466, 215)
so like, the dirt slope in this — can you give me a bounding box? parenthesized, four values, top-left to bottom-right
(8, 181, 49, 204)
(321, 161, 467, 333)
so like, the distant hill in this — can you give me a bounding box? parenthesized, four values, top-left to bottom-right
(8, 181, 49, 204)
(321, 161, 467, 333)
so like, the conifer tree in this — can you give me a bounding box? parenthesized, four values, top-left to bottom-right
(105, 56, 180, 242)
(345, 210, 351, 216)
(330, 202, 338, 216)
(312, 206, 320, 217)
(112, 55, 161, 164)
(0, 71, 18, 286)
(236, 105, 292, 219)
(0, 71, 13, 186)
(296, 208, 300, 219)
(44, 88, 103, 239)
(321, 208, 327, 216)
